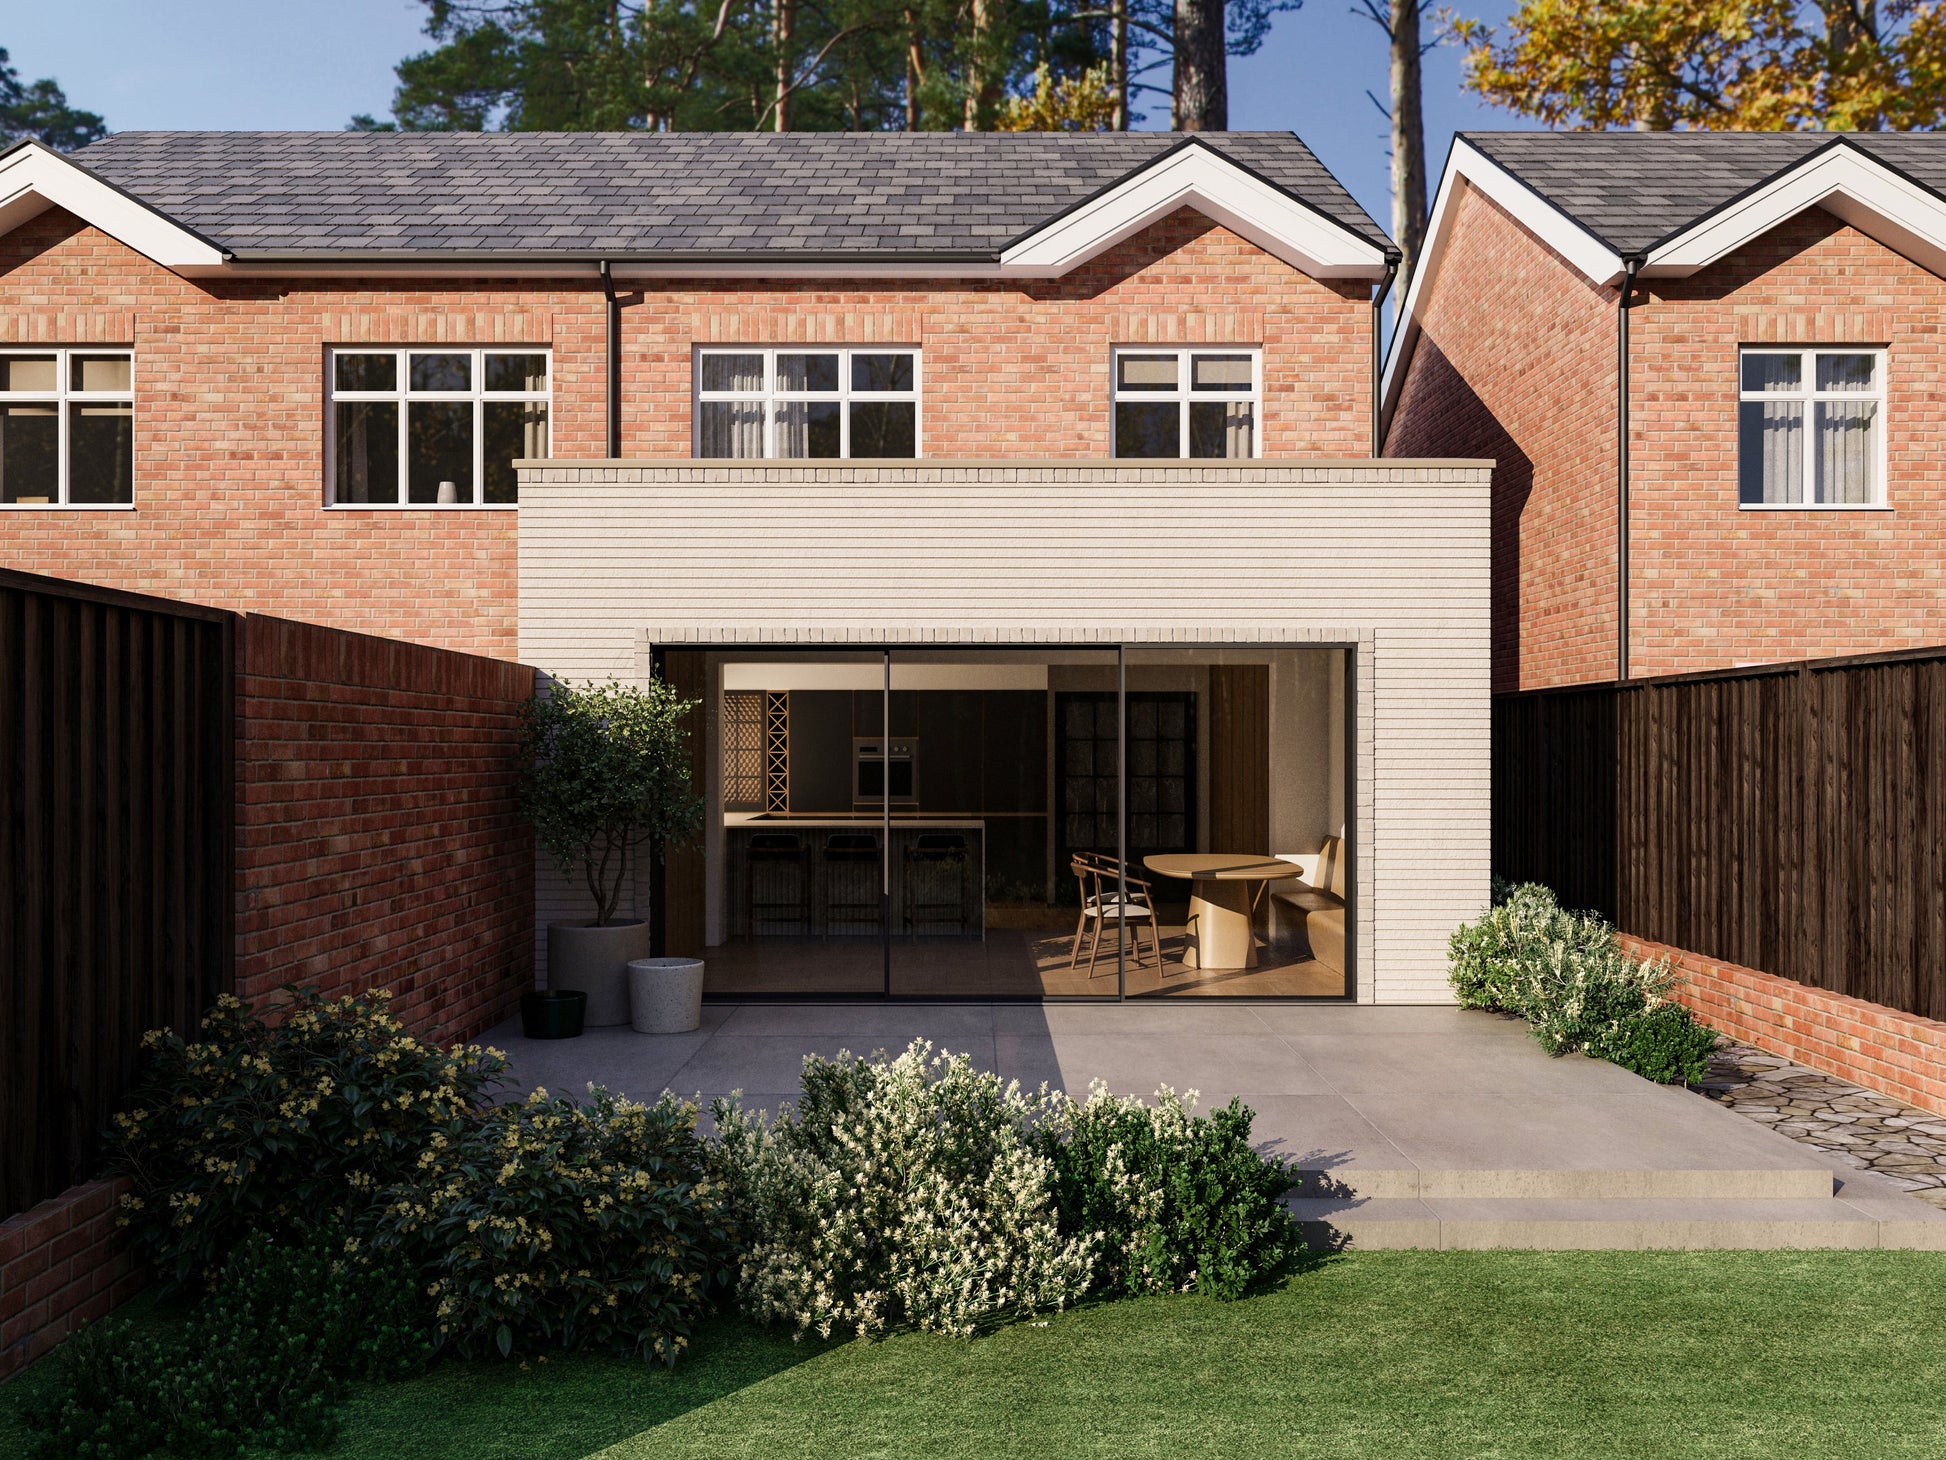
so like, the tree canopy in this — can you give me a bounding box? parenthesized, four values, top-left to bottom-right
(0, 46, 107, 150)
(351, 0, 1298, 131)
(1459, 0, 1946, 130)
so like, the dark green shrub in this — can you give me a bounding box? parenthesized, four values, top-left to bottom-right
(25, 1226, 430, 1460)
(1599, 1000, 1718, 1086)
(106, 987, 506, 1288)
(371, 1086, 736, 1363)
(1042, 1085, 1300, 1301)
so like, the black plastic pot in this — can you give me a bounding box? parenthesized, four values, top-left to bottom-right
(520, 989, 586, 1040)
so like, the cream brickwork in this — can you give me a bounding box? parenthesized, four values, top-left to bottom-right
(516, 460, 1493, 1005)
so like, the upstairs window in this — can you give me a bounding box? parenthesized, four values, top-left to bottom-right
(1113, 348, 1259, 459)
(0, 349, 134, 507)
(329, 348, 549, 506)
(1738, 349, 1884, 507)
(695, 348, 919, 459)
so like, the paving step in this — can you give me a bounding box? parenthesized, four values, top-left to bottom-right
(1288, 1194, 1946, 1252)
(1290, 1165, 1835, 1202)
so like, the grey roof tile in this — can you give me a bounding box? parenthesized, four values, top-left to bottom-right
(69, 129, 1389, 257)
(1462, 131, 1946, 255)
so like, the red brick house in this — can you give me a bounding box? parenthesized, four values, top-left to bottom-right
(1383, 132, 1946, 692)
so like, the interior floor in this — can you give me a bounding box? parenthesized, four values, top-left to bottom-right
(702, 902, 1347, 998)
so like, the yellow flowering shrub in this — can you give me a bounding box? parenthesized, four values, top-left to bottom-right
(107, 987, 507, 1289)
(370, 1086, 736, 1364)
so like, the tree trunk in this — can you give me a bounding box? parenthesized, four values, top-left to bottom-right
(1112, 0, 1129, 130)
(964, 0, 1007, 130)
(1173, 0, 1228, 131)
(905, 6, 924, 129)
(1389, 0, 1427, 298)
(773, 0, 794, 131)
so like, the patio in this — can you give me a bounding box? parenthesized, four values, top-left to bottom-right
(486, 1001, 1946, 1251)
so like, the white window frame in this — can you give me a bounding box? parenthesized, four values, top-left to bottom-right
(1110, 346, 1263, 460)
(325, 346, 550, 509)
(0, 346, 135, 510)
(1736, 346, 1890, 511)
(692, 346, 922, 459)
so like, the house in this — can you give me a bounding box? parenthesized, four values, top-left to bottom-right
(1382, 132, 1946, 1121)
(0, 129, 1492, 1005)
(1383, 131, 1946, 692)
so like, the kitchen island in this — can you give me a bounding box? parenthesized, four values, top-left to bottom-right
(722, 814, 985, 939)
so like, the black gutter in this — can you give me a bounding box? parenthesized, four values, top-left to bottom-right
(600, 259, 621, 459)
(1371, 254, 1400, 454)
(1617, 255, 1642, 683)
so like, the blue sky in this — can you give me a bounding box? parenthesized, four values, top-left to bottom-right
(7, 1, 1536, 236)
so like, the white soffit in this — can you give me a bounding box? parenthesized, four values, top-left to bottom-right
(1001, 140, 1388, 280)
(0, 141, 227, 270)
(1644, 142, 1946, 279)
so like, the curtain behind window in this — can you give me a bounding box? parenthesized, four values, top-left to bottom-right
(1738, 401, 1803, 504)
(1814, 401, 1876, 504)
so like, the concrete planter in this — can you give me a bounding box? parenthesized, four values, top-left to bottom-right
(629, 957, 706, 1034)
(547, 921, 649, 1027)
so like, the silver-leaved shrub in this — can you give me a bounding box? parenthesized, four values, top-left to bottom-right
(1448, 882, 1716, 1083)
(708, 1042, 1095, 1340)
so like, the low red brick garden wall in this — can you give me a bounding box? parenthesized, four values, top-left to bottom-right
(234, 614, 536, 1042)
(1626, 935, 1946, 1117)
(0, 1178, 142, 1379)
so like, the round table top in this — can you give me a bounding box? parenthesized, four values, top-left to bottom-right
(1143, 854, 1298, 882)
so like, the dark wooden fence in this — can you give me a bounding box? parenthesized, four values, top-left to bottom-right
(1494, 647, 1946, 1023)
(0, 571, 235, 1218)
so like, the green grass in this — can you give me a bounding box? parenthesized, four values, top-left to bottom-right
(7, 1252, 1946, 1460)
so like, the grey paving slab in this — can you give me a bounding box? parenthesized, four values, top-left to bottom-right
(1248, 1005, 1530, 1037)
(1225, 1093, 1418, 1190)
(716, 1002, 995, 1040)
(669, 1033, 998, 1095)
(994, 1031, 1334, 1098)
(990, 1003, 1274, 1036)
(487, 1020, 713, 1105)
(1283, 1032, 1653, 1096)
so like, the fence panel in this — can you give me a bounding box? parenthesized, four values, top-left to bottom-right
(1493, 648, 1946, 1024)
(0, 572, 234, 1218)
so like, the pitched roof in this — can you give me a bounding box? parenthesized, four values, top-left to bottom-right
(1463, 130, 1946, 255)
(64, 129, 1389, 260)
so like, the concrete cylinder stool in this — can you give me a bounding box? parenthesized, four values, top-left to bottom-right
(628, 957, 706, 1034)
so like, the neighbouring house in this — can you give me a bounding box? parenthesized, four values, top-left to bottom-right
(1384, 131, 1946, 691)
(1382, 132, 1946, 1122)
(0, 129, 1491, 1010)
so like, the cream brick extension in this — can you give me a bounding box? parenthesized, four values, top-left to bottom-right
(517, 459, 1492, 1005)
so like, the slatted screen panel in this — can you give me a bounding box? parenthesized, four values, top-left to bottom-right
(1493, 648, 1946, 1022)
(0, 571, 235, 1218)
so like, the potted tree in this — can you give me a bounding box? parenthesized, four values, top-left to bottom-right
(519, 677, 703, 1027)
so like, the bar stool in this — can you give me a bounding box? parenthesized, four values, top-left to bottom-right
(823, 831, 882, 936)
(746, 832, 809, 935)
(903, 832, 969, 937)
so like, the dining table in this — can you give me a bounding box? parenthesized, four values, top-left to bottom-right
(1141, 854, 1299, 970)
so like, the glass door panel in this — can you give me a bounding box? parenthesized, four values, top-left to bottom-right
(887, 647, 1120, 998)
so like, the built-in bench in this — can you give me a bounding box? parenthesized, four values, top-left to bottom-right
(1272, 836, 1345, 976)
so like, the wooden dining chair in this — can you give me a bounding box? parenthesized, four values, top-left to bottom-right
(1067, 853, 1164, 974)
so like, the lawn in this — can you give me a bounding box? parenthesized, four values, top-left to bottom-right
(6, 1249, 1945, 1460)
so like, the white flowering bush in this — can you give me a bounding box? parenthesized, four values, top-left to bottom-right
(1448, 882, 1716, 1083)
(1039, 1084, 1299, 1301)
(708, 1042, 1095, 1340)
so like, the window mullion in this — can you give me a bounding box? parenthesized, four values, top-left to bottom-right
(396, 350, 409, 503)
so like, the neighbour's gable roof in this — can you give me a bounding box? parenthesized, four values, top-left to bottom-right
(0, 130, 1391, 280)
(1381, 131, 1946, 433)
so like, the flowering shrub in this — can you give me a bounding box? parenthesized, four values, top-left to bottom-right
(709, 1043, 1095, 1340)
(24, 1225, 428, 1460)
(1448, 882, 1716, 1084)
(106, 987, 507, 1288)
(1040, 1084, 1300, 1301)
(371, 1086, 736, 1364)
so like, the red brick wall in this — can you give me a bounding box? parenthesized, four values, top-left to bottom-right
(1388, 190, 1946, 690)
(0, 1178, 141, 1380)
(1385, 186, 1620, 692)
(1627, 935, 1946, 1118)
(0, 206, 1371, 661)
(235, 614, 535, 1043)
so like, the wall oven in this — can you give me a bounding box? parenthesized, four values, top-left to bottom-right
(853, 738, 918, 806)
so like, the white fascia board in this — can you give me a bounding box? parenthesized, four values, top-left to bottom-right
(1645, 143, 1946, 280)
(1000, 141, 1389, 280)
(0, 141, 227, 270)
(1378, 138, 1625, 440)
